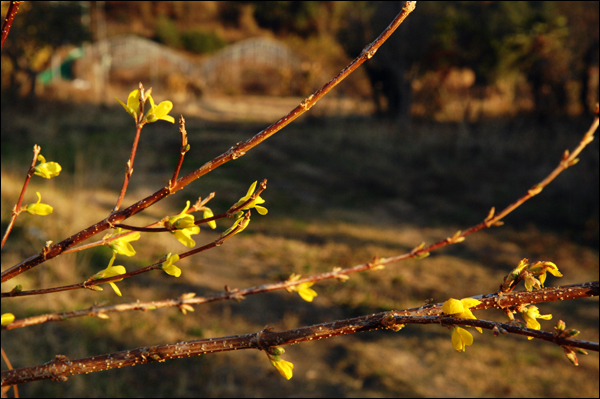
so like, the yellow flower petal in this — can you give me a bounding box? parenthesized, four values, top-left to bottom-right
(203, 208, 217, 229)
(127, 89, 140, 111)
(232, 181, 268, 215)
(161, 254, 182, 277)
(296, 282, 318, 302)
(169, 202, 200, 247)
(116, 90, 140, 118)
(442, 298, 464, 315)
(270, 357, 294, 380)
(108, 281, 122, 297)
(172, 226, 200, 247)
(163, 264, 181, 277)
(452, 326, 474, 351)
(145, 94, 174, 123)
(255, 205, 268, 215)
(153, 101, 175, 123)
(460, 298, 481, 309)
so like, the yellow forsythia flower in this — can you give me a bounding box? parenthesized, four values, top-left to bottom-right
(25, 192, 53, 215)
(146, 92, 174, 123)
(270, 356, 294, 380)
(443, 297, 482, 351)
(450, 326, 474, 352)
(295, 282, 318, 302)
(116, 89, 174, 124)
(233, 181, 268, 215)
(160, 253, 181, 277)
(521, 305, 552, 340)
(92, 253, 127, 296)
(168, 201, 200, 247)
(34, 154, 61, 179)
(108, 228, 140, 257)
(220, 215, 250, 237)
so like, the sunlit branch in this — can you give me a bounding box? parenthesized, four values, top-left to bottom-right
(2, 279, 596, 330)
(1, 309, 595, 386)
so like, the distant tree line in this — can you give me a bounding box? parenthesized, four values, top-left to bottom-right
(2, 1, 598, 120)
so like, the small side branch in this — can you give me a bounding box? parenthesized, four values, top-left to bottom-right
(0, 1, 23, 52)
(1, 145, 40, 249)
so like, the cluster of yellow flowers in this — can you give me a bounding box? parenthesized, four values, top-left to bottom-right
(443, 259, 561, 352)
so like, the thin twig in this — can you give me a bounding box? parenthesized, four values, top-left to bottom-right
(112, 84, 146, 212)
(169, 115, 188, 189)
(0, 1, 23, 52)
(2, 281, 596, 331)
(0, 347, 18, 397)
(1, 145, 41, 250)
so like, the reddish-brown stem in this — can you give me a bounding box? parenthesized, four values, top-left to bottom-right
(113, 124, 142, 212)
(0, 347, 18, 397)
(1, 310, 595, 386)
(169, 115, 188, 188)
(3, 279, 596, 330)
(0, 1, 23, 53)
(1, 145, 41, 250)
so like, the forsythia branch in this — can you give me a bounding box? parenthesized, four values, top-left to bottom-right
(1, 304, 596, 386)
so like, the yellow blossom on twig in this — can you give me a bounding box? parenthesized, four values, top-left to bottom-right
(450, 326, 474, 352)
(34, 154, 61, 179)
(233, 181, 268, 215)
(108, 228, 140, 257)
(168, 201, 200, 247)
(442, 297, 482, 351)
(146, 93, 174, 123)
(160, 253, 181, 277)
(267, 347, 294, 380)
(25, 192, 53, 215)
(285, 274, 318, 302)
(91, 253, 127, 296)
(116, 89, 174, 124)
(295, 282, 318, 302)
(528, 261, 563, 287)
(521, 305, 552, 340)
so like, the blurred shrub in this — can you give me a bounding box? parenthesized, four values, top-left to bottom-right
(154, 15, 182, 48)
(181, 29, 227, 54)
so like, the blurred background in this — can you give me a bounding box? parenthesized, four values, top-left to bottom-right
(1, 1, 598, 397)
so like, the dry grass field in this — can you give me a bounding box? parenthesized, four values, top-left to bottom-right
(1, 98, 598, 397)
